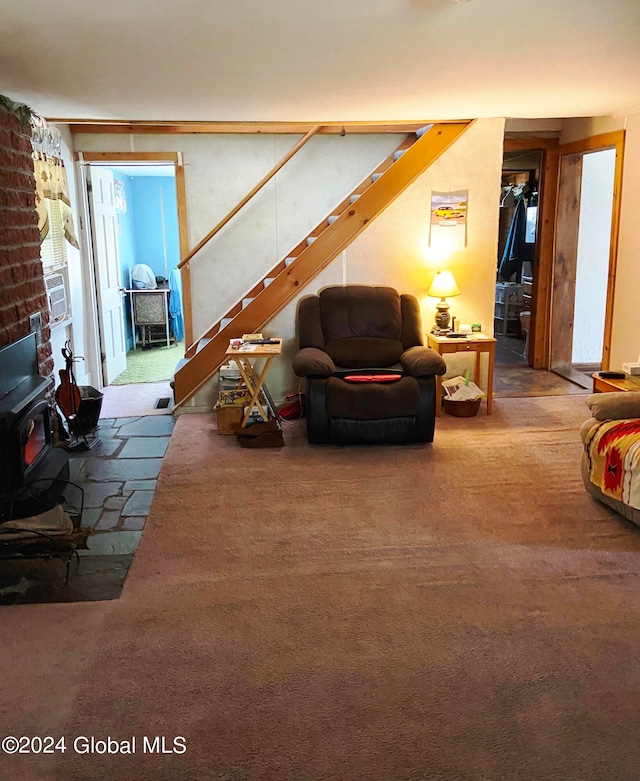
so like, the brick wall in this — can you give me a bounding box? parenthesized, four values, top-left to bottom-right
(0, 100, 53, 385)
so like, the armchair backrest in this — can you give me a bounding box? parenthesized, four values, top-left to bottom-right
(298, 285, 424, 368)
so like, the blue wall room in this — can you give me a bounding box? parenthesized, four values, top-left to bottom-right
(107, 165, 183, 383)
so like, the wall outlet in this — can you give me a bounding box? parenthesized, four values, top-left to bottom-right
(29, 312, 43, 345)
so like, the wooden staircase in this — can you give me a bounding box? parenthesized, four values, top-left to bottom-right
(173, 121, 472, 406)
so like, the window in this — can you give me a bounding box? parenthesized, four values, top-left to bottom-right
(40, 198, 68, 272)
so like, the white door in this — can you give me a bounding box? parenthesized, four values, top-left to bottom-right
(88, 167, 127, 383)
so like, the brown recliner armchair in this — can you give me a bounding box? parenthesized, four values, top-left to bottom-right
(292, 285, 446, 444)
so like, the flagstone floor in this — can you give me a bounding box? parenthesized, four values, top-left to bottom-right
(0, 414, 175, 605)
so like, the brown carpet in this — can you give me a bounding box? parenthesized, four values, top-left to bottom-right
(3, 395, 640, 780)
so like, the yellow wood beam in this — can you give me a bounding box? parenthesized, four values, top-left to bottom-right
(77, 151, 182, 162)
(63, 120, 469, 135)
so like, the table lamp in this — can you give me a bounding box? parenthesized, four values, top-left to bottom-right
(427, 270, 460, 331)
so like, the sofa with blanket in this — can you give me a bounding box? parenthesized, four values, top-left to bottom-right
(292, 285, 446, 445)
(581, 391, 640, 526)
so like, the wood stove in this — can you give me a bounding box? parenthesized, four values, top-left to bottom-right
(0, 333, 69, 523)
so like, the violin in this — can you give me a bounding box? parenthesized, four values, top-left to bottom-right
(55, 341, 82, 420)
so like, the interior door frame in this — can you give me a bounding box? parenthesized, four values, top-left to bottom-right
(76, 151, 191, 387)
(536, 130, 625, 372)
(502, 137, 558, 369)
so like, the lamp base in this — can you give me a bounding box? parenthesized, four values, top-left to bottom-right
(434, 300, 451, 330)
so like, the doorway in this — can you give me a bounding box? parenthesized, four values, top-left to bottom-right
(492, 135, 602, 402)
(81, 154, 189, 414)
(495, 148, 541, 369)
(550, 145, 618, 387)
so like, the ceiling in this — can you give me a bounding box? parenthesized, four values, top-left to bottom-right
(1, 0, 639, 123)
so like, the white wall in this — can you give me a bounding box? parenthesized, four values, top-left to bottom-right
(49, 125, 96, 388)
(572, 148, 615, 365)
(73, 119, 504, 404)
(74, 132, 404, 337)
(561, 116, 625, 145)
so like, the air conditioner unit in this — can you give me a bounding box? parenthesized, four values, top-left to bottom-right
(45, 272, 69, 324)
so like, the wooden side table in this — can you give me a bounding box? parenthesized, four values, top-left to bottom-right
(427, 332, 497, 415)
(225, 339, 282, 427)
(592, 373, 640, 393)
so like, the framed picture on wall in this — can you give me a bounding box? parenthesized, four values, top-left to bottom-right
(429, 190, 468, 250)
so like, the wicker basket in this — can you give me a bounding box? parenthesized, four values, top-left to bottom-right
(214, 403, 244, 434)
(442, 397, 482, 417)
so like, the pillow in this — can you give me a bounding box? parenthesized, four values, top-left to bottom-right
(292, 348, 335, 378)
(400, 346, 447, 377)
(586, 391, 640, 421)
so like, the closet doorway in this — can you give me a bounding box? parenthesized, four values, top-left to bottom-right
(495, 149, 541, 368)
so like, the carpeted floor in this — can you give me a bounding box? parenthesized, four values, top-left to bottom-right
(111, 342, 184, 385)
(3, 395, 640, 780)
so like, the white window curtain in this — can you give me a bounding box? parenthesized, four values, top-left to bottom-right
(34, 154, 79, 250)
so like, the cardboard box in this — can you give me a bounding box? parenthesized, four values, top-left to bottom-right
(219, 388, 251, 406)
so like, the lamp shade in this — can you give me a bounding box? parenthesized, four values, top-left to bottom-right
(428, 270, 460, 299)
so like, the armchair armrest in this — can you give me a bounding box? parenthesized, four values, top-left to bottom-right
(400, 346, 446, 377)
(293, 347, 336, 378)
(586, 391, 640, 421)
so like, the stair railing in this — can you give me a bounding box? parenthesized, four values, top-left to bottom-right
(177, 125, 321, 346)
(178, 125, 322, 271)
(178, 125, 321, 271)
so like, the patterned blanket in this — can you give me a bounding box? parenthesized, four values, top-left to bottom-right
(585, 419, 640, 510)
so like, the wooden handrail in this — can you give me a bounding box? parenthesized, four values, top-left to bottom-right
(177, 125, 322, 269)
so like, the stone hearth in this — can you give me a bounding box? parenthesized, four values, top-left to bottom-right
(0, 413, 174, 604)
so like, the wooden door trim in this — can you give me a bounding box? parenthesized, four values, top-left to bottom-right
(601, 135, 625, 370)
(543, 130, 625, 371)
(79, 152, 192, 344)
(531, 147, 559, 368)
(549, 153, 583, 372)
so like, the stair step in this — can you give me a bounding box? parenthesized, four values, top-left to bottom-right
(174, 357, 189, 373)
(393, 150, 406, 161)
(220, 317, 233, 329)
(171, 357, 189, 389)
(349, 194, 361, 204)
(416, 124, 434, 138)
(196, 337, 212, 354)
(328, 215, 339, 224)
(264, 277, 275, 287)
(242, 297, 254, 308)
(306, 237, 317, 245)
(285, 257, 296, 266)
(371, 173, 382, 183)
